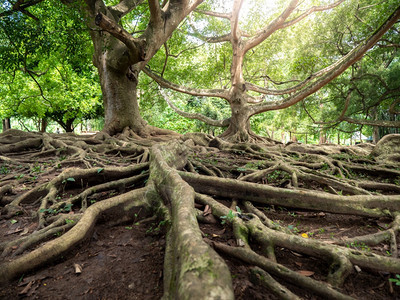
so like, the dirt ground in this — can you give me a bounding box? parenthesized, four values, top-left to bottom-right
(1, 205, 399, 299)
(0, 220, 165, 300)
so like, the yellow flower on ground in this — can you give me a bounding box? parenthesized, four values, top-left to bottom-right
(301, 233, 309, 238)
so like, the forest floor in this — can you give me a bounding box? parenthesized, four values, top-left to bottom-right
(0, 130, 400, 299)
(1, 207, 398, 299)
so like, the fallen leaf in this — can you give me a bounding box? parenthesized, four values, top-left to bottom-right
(74, 263, 82, 274)
(354, 265, 362, 273)
(5, 227, 23, 236)
(297, 270, 315, 277)
(291, 251, 303, 257)
(294, 262, 303, 267)
(203, 205, 211, 216)
(215, 228, 226, 235)
(236, 239, 245, 247)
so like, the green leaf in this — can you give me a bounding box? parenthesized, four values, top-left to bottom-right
(66, 177, 75, 182)
(10, 219, 18, 224)
(97, 168, 104, 173)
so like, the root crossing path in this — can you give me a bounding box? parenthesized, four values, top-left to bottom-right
(0, 129, 400, 299)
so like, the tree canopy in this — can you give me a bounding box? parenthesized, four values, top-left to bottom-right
(144, 0, 400, 142)
(0, 0, 102, 132)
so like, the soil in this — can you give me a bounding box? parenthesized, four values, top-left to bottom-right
(1, 196, 400, 299)
(0, 220, 165, 300)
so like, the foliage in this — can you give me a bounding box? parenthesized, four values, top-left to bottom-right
(389, 274, 400, 286)
(0, 0, 102, 132)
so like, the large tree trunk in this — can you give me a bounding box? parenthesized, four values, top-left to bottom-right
(84, 0, 201, 137)
(97, 54, 147, 136)
(219, 95, 254, 142)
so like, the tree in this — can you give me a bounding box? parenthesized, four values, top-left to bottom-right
(300, 14, 400, 143)
(1, 0, 205, 136)
(84, 0, 206, 136)
(145, 0, 400, 142)
(0, 0, 102, 132)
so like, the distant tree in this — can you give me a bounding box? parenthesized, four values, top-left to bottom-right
(145, 0, 400, 142)
(0, 0, 102, 132)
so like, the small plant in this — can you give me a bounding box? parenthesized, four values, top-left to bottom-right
(389, 274, 400, 286)
(318, 228, 326, 234)
(0, 165, 10, 174)
(287, 225, 299, 234)
(146, 220, 169, 234)
(62, 177, 75, 184)
(65, 219, 75, 224)
(31, 165, 42, 173)
(63, 203, 73, 212)
(386, 250, 392, 256)
(288, 212, 297, 217)
(40, 203, 73, 215)
(345, 241, 370, 252)
(29, 176, 38, 181)
(220, 210, 236, 225)
(15, 174, 24, 180)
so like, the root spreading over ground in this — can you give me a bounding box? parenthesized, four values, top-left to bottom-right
(0, 129, 400, 299)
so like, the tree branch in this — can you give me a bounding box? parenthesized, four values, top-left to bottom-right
(231, 0, 244, 42)
(342, 117, 400, 128)
(0, 0, 43, 18)
(185, 19, 231, 43)
(389, 99, 400, 115)
(148, 0, 162, 23)
(280, 0, 345, 30)
(158, 88, 230, 127)
(249, 5, 400, 116)
(109, 0, 145, 19)
(195, 9, 231, 20)
(143, 67, 230, 99)
(243, 0, 298, 52)
(95, 12, 145, 62)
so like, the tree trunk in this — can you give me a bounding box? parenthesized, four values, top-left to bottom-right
(97, 55, 147, 136)
(65, 119, 74, 133)
(40, 118, 47, 133)
(2, 118, 11, 132)
(319, 127, 326, 144)
(219, 98, 252, 142)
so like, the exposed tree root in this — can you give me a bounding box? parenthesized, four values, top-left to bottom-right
(149, 141, 234, 299)
(0, 188, 149, 283)
(1, 129, 400, 298)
